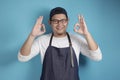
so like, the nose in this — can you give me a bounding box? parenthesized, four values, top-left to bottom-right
(58, 20, 63, 25)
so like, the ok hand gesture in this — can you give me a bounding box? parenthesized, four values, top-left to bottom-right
(31, 16, 46, 37)
(74, 15, 89, 36)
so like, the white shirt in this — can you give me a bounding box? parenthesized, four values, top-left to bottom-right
(18, 33, 102, 65)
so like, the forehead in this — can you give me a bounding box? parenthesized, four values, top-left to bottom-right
(51, 14, 67, 19)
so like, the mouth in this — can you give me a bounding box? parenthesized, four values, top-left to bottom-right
(56, 26, 64, 30)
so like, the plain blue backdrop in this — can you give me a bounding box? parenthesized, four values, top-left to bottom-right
(0, 0, 120, 80)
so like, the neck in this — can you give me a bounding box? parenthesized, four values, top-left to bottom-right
(53, 32, 67, 38)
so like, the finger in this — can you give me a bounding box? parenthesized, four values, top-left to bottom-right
(39, 16, 43, 24)
(74, 23, 80, 32)
(41, 24, 46, 32)
(78, 14, 83, 23)
(81, 16, 88, 29)
(38, 24, 46, 35)
(78, 15, 81, 22)
(81, 15, 85, 23)
(36, 16, 43, 25)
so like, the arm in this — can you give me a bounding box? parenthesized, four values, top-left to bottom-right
(74, 15, 98, 51)
(20, 35, 36, 56)
(84, 32, 98, 51)
(20, 16, 46, 56)
(74, 15, 102, 61)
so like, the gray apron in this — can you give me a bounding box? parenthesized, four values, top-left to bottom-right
(40, 33, 79, 80)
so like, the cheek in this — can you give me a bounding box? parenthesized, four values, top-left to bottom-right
(50, 24, 56, 30)
(50, 22, 68, 29)
(64, 23, 68, 28)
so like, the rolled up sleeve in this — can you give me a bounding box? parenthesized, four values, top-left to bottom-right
(88, 47, 102, 61)
(18, 38, 40, 62)
(18, 52, 32, 62)
(79, 37, 102, 61)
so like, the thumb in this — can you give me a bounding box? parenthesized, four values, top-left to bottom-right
(74, 23, 80, 33)
(41, 24, 46, 32)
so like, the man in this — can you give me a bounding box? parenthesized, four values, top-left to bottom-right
(18, 7, 102, 80)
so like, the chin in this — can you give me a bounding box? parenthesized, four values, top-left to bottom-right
(57, 30, 66, 34)
(54, 30, 66, 36)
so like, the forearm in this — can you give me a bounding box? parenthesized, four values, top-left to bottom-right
(84, 32, 98, 51)
(20, 34, 36, 56)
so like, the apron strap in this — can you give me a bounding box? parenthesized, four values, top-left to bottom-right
(49, 33, 54, 46)
(49, 32, 74, 67)
(66, 32, 72, 46)
(67, 32, 74, 67)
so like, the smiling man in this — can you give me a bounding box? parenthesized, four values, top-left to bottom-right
(18, 7, 102, 80)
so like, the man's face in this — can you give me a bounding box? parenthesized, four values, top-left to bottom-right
(49, 14, 68, 36)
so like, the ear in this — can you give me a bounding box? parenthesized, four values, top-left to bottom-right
(67, 18, 69, 22)
(48, 20, 51, 25)
(66, 18, 69, 24)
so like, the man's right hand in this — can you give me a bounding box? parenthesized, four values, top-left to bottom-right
(31, 16, 46, 37)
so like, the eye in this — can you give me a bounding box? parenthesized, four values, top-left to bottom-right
(51, 19, 58, 23)
(61, 19, 67, 23)
(51, 19, 68, 24)
(53, 20, 58, 22)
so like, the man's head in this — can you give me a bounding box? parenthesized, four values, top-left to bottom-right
(49, 7, 68, 20)
(49, 7, 69, 37)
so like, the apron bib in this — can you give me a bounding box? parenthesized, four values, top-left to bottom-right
(40, 33, 79, 80)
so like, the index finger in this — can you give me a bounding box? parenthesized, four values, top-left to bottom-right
(78, 14, 84, 23)
(37, 16, 43, 24)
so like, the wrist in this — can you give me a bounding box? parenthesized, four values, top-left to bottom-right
(29, 33, 36, 39)
(83, 31, 91, 37)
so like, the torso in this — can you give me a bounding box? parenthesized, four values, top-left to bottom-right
(37, 33, 85, 64)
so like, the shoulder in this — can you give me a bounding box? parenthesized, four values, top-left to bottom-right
(37, 33, 51, 39)
(68, 33, 86, 42)
(34, 33, 52, 42)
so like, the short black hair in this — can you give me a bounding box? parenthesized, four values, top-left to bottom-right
(49, 7, 68, 20)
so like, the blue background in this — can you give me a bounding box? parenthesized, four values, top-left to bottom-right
(0, 0, 120, 80)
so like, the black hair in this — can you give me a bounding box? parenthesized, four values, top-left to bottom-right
(49, 7, 68, 20)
